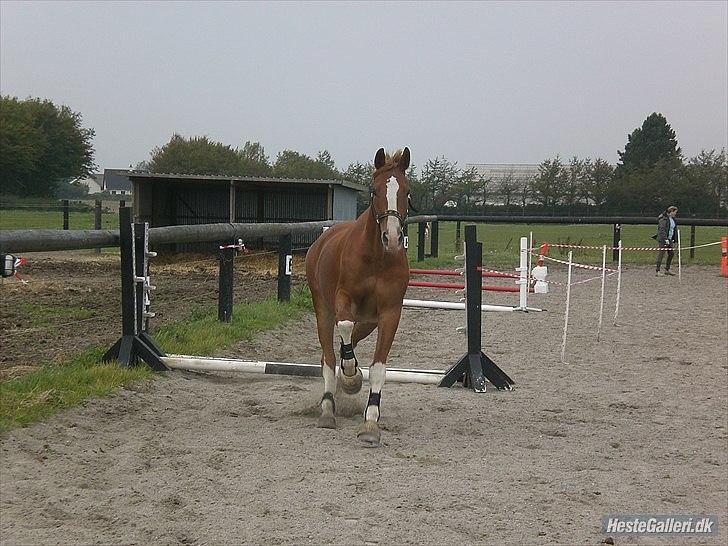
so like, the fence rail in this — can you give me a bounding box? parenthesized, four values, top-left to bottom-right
(1, 213, 726, 254)
(434, 215, 728, 227)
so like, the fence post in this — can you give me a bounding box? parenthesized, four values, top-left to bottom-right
(277, 233, 292, 302)
(430, 221, 439, 258)
(612, 223, 621, 262)
(690, 224, 696, 260)
(62, 199, 69, 230)
(455, 220, 461, 251)
(94, 200, 102, 254)
(417, 222, 426, 262)
(218, 246, 235, 322)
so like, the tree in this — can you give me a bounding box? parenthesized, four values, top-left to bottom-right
(450, 168, 484, 212)
(146, 134, 243, 175)
(419, 156, 460, 211)
(607, 158, 683, 214)
(238, 141, 272, 176)
(0, 96, 96, 197)
(686, 149, 727, 216)
(561, 156, 585, 213)
(56, 178, 90, 199)
(585, 158, 614, 209)
(496, 169, 520, 209)
(343, 161, 374, 213)
(531, 157, 565, 212)
(616, 112, 682, 175)
(273, 149, 341, 179)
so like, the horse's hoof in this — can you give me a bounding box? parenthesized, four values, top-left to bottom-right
(340, 368, 363, 395)
(317, 413, 336, 429)
(357, 421, 381, 447)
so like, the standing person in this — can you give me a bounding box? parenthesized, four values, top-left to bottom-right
(655, 206, 678, 276)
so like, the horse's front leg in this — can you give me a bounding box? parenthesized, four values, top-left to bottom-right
(358, 308, 402, 447)
(335, 292, 363, 395)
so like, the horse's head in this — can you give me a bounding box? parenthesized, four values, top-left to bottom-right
(371, 147, 411, 253)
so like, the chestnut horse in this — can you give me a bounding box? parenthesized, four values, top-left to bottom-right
(305, 147, 411, 446)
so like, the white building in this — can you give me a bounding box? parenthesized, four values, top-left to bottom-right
(103, 169, 133, 196)
(72, 173, 103, 193)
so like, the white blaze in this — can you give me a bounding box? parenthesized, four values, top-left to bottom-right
(383, 176, 401, 248)
(386, 176, 399, 210)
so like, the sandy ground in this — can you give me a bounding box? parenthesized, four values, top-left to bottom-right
(1, 264, 727, 545)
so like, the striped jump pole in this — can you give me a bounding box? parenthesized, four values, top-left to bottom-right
(408, 280, 531, 293)
(402, 298, 543, 313)
(161, 355, 445, 385)
(410, 268, 517, 279)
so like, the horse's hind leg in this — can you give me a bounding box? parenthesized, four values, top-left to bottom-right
(315, 315, 337, 429)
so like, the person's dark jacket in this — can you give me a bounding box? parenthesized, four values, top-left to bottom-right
(655, 214, 676, 246)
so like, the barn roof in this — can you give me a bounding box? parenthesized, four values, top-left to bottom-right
(103, 169, 133, 191)
(126, 171, 368, 192)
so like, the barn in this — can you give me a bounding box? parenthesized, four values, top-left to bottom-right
(128, 172, 367, 250)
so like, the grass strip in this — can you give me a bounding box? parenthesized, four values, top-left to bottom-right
(0, 348, 153, 433)
(0, 288, 313, 433)
(154, 287, 312, 355)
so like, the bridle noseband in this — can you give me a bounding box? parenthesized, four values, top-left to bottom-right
(371, 198, 407, 226)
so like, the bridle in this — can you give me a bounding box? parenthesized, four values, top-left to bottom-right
(369, 168, 413, 228)
(371, 198, 407, 226)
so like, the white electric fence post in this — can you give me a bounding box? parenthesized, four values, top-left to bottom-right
(528, 230, 533, 289)
(519, 236, 528, 310)
(613, 239, 623, 326)
(597, 245, 607, 342)
(677, 229, 682, 282)
(560, 250, 573, 363)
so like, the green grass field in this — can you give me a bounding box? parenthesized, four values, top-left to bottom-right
(406, 222, 727, 268)
(0, 209, 118, 230)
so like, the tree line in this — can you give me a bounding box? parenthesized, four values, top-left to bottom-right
(1, 95, 726, 217)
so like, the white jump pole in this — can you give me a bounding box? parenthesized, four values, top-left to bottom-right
(560, 250, 573, 363)
(518, 236, 528, 310)
(161, 355, 444, 385)
(677, 228, 682, 282)
(613, 239, 622, 326)
(596, 245, 607, 342)
(402, 298, 543, 313)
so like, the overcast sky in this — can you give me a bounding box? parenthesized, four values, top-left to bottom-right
(1, 1, 726, 173)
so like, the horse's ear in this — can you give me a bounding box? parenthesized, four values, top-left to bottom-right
(399, 147, 410, 171)
(374, 148, 386, 170)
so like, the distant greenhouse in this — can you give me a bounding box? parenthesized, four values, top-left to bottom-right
(465, 163, 540, 182)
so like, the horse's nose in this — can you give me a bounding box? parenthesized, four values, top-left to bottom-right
(382, 232, 389, 247)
